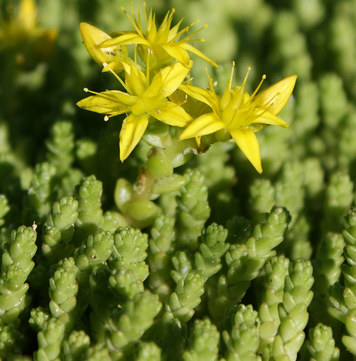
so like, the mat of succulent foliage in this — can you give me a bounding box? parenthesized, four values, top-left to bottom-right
(0, 0, 355, 360)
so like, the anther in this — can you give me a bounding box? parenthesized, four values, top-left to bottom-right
(84, 88, 89, 92)
(104, 116, 109, 121)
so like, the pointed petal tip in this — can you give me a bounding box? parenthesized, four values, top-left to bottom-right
(119, 148, 129, 162)
(286, 74, 298, 86)
(249, 155, 263, 174)
(79, 22, 99, 37)
(250, 157, 263, 173)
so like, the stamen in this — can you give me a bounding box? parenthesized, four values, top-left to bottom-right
(170, 19, 200, 43)
(103, 62, 129, 93)
(170, 26, 189, 43)
(241, 67, 252, 91)
(228, 61, 235, 90)
(83, 87, 112, 99)
(121, 5, 143, 37)
(104, 115, 109, 121)
(130, 2, 138, 27)
(234, 66, 251, 107)
(169, 98, 187, 108)
(249, 74, 266, 102)
(205, 68, 216, 95)
(177, 24, 207, 44)
(179, 37, 205, 44)
(137, 8, 142, 33)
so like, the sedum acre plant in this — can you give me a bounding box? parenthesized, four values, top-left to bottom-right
(1, 0, 356, 360)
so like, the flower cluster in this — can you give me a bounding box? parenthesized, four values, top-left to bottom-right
(77, 3, 296, 172)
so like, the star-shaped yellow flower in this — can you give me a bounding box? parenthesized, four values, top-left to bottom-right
(98, 2, 219, 70)
(179, 64, 297, 173)
(77, 61, 192, 161)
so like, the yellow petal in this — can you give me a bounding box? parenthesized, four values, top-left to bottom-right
(17, 0, 37, 30)
(146, 11, 158, 43)
(145, 62, 191, 99)
(180, 43, 219, 68)
(77, 91, 135, 115)
(254, 75, 297, 115)
(167, 18, 184, 41)
(122, 64, 147, 97)
(229, 129, 262, 173)
(180, 113, 226, 140)
(79, 22, 128, 65)
(160, 44, 191, 67)
(179, 84, 220, 114)
(150, 102, 192, 127)
(100, 33, 150, 47)
(120, 114, 149, 161)
(251, 110, 289, 128)
(131, 96, 161, 115)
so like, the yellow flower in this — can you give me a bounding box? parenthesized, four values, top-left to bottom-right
(0, 0, 57, 59)
(77, 61, 192, 161)
(98, 2, 219, 70)
(179, 64, 297, 173)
